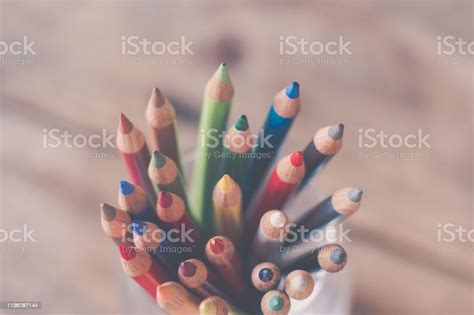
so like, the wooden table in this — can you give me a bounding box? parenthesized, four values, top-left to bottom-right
(0, 1, 472, 314)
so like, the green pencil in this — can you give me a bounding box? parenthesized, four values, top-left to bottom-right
(222, 115, 253, 188)
(190, 63, 234, 236)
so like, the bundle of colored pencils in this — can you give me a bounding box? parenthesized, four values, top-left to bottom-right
(101, 63, 364, 315)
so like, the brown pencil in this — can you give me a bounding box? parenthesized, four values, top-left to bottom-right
(116, 113, 156, 204)
(145, 87, 183, 173)
(156, 281, 201, 315)
(100, 203, 131, 245)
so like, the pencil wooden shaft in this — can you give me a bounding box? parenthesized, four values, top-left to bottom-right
(252, 228, 284, 264)
(280, 252, 322, 274)
(247, 108, 295, 205)
(120, 147, 156, 204)
(214, 202, 242, 247)
(191, 97, 231, 235)
(249, 173, 296, 235)
(298, 143, 332, 189)
(297, 197, 339, 230)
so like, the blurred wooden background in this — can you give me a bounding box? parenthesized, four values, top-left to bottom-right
(0, 1, 472, 314)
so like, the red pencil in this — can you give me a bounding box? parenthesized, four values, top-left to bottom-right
(205, 236, 246, 298)
(249, 151, 305, 234)
(157, 191, 200, 247)
(119, 242, 170, 298)
(116, 113, 156, 204)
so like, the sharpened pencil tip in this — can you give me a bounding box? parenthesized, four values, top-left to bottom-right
(348, 188, 363, 202)
(235, 114, 249, 131)
(131, 220, 147, 236)
(214, 62, 230, 84)
(289, 151, 304, 167)
(217, 174, 235, 193)
(330, 247, 347, 264)
(259, 268, 274, 282)
(149, 87, 166, 107)
(119, 242, 136, 260)
(328, 123, 344, 140)
(199, 299, 218, 315)
(158, 191, 173, 208)
(269, 211, 286, 228)
(119, 180, 135, 196)
(152, 150, 166, 168)
(209, 237, 225, 254)
(179, 261, 197, 277)
(119, 113, 133, 134)
(285, 81, 300, 99)
(269, 296, 284, 311)
(100, 203, 116, 221)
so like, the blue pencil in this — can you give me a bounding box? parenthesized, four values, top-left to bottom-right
(118, 180, 159, 224)
(246, 82, 301, 206)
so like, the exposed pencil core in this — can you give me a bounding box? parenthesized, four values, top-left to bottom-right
(269, 296, 284, 311)
(209, 237, 225, 254)
(132, 220, 147, 236)
(152, 150, 166, 168)
(179, 261, 197, 277)
(119, 242, 136, 260)
(119, 180, 135, 196)
(328, 123, 344, 140)
(330, 248, 347, 264)
(217, 174, 235, 193)
(200, 300, 218, 315)
(215, 62, 230, 84)
(235, 115, 249, 131)
(285, 81, 300, 99)
(101, 203, 116, 221)
(348, 188, 363, 202)
(289, 151, 304, 167)
(259, 268, 274, 282)
(119, 113, 133, 134)
(158, 191, 173, 208)
(150, 87, 166, 108)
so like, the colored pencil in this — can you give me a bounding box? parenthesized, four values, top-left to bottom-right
(280, 244, 347, 274)
(119, 242, 170, 298)
(212, 174, 242, 247)
(157, 191, 200, 248)
(297, 123, 344, 191)
(287, 187, 363, 245)
(247, 82, 301, 206)
(283, 270, 315, 300)
(178, 258, 231, 300)
(118, 180, 158, 224)
(156, 281, 201, 315)
(199, 296, 230, 315)
(146, 87, 184, 173)
(149, 150, 188, 203)
(132, 220, 186, 275)
(116, 113, 156, 204)
(205, 236, 246, 297)
(252, 210, 291, 264)
(222, 115, 253, 188)
(260, 290, 291, 315)
(191, 63, 234, 236)
(100, 203, 131, 245)
(251, 262, 281, 292)
(249, 151, 305, 234)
